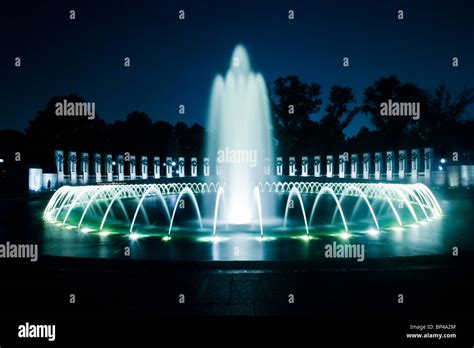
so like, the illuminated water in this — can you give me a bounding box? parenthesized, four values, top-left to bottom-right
(206, 45, 273, 224)
(1, 188, 472, 261)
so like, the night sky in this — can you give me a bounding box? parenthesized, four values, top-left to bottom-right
(1, 0, 472, 136)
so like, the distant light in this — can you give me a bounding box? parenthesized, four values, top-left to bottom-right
(440, 158, 446, 164)
(172, 161, 176, 166)
(162, 236, 172, 241)
(112, 161, 116, 166)
(438, 165, 443, 171)
(0, 159, 4, 163)
(99, 231, 110, 237)
(391, 226, 404, 232)
(80, 227, 92, 233)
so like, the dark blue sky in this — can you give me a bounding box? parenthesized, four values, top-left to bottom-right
(1, 0, 472, 135)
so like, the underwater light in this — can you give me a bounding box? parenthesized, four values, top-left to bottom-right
(99, 231, 110, 237)
(391, 226, 404, 232)
(366, 229, 380, 236)
(255, 236, 277, 242)
(162, 236, 172, 241)
(65, 225, 76, 230)
(129, 233, 140, 240)
(80, 227, 93, 233)
(198, 236, 228, 243)
(340, 232, 351, 240)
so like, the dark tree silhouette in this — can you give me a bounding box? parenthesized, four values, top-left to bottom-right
(25, 94, 108, 170)
(21, 95, 207, 170)
(416, 84, 474, 150)
(319, 85, 361, 154)
(151, 120, 175, 158)
(3, 77, 473, 176)
(271, 76, 322, 156)
(362, 76, 427, 149)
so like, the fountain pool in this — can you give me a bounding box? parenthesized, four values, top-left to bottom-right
(38, 45, 454, 261)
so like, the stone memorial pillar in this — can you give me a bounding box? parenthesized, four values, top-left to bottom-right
(130, 155, 136, 180)
(424, 148, 433, 181)
(326, 155, 334, 178)
(362, 153, 371, 179)
(350, 154, 358, 179)
(68, 151, 77, 185)
(264, 158, 271, 176)
(289, 157, 296, 176)
(301, 156, 308, 177)
(94, 153, 101, 183)
(117, 155, 124, 181)
(314, 156, 321, 177)
(191, 157, 197, 177)
(411, 149, 420, 180)
(166, 157, 173, 178)
(153, 157, 160, 179)
(374, 152, 382, 180)
(203, 158, 210, 176)
(178, 157, 185, 177)
(386, 151, 394, 181)
(338, 154, 346, 179)
(55, 150, 65, 185)
(276, 157, 283, 176)
(141, 156, 148, 180)
(105, 154, 113, 182)
(81, 153, 89, 184)
(399, 150, 407, 179)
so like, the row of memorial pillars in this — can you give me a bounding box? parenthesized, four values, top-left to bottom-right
(55, 151, 206, 185)
(54, 148, 433, 185)
(275, 148, 433, 180)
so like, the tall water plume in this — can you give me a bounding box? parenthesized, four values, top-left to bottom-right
(206, 45, 274, 224)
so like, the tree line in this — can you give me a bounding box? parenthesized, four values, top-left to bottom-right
(1, 75, 473, 172)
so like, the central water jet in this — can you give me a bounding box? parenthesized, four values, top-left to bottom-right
(207, 45, 274, 224)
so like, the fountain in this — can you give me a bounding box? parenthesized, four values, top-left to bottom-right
(41, 45, 446, 261)
(207, 45, 273, 224)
